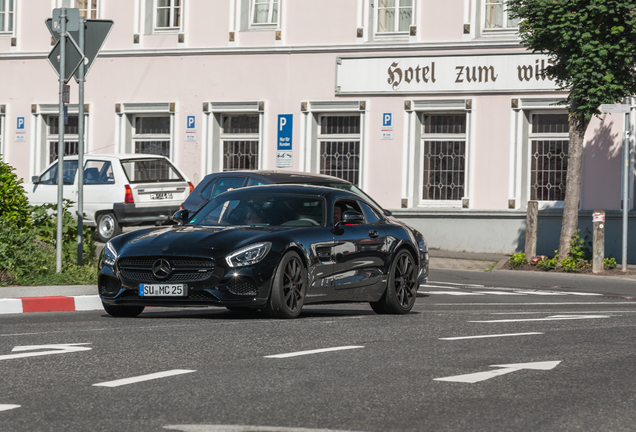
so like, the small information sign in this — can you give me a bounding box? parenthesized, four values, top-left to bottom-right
(600, 104, 630, 114)
(277, 114, 293, 167)
(15, 117, 25, 142)
(185, 115, 196, 142)
(381, 112, 393, 140)
(593, 211, 605, 223)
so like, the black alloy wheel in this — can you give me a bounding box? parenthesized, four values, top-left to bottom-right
(264, 251, 307, 319)
(102, 302, 145, 318)
(370, 249, 417, 314)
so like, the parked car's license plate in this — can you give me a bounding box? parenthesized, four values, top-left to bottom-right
(150, 192, 173, 200)
(139, 284, 186, 297)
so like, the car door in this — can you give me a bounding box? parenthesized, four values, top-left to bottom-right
(81, 159, 116, 224)
(28, 160, 78, 210)
(330, 198, 388, 300)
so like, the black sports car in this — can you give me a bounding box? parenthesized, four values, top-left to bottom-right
(98, 185, 429, 318)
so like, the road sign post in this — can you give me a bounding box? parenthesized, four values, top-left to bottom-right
(55, 8, 67, 274)
(77, 17, 85, 265)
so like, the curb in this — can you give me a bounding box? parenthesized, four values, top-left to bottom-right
(0, 295, 102, 315)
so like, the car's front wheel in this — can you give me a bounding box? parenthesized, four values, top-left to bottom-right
(264, 251, 307, 319)
(102, 302, 145, 317)
(96, 212, 121, 243)
(370, 249, 417, 314)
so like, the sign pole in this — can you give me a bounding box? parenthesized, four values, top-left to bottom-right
(77, 16, 85, 266)
(623, 97, 631, 271)
(56, 8, 67, 274)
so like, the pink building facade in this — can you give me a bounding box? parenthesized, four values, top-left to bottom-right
(0, 0, 633, 259)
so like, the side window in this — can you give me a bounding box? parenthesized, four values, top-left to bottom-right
(200, 179, 217, 200)
(247, 177, 267, 186)
(210, 177, 246, 199)
(40, 161, 78, 185)
(84, 160, 114, 185)
(358, 201, 381, 223)
(40, 164, 59, 185)
(333, 199, 364, 225)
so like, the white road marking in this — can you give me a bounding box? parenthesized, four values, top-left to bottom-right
(513, 291, 563, 296)
(439, 332, 543, 340)
(435, 361, 561, 383)
(475, 291, 527, 296)
(429, 281, 484, 287)
(165, 425, 367, 432)
(0, 404, 20, 412)
(490, 310, 636, 315)
(420, 284, 460, 289)
(93, 369, 196, 387)
(563, 292, 603, 296)
(434, 302, 635, 306)
(265, 346, 364, 359)
(0, 343, 91, 361)
(418, 291, 484, 296)
(469, 314, 613, 323)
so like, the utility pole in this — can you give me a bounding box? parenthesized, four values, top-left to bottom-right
(623, 97, 631, 271)
(77, 17, 85, 265)
(56, 7, 67, 274)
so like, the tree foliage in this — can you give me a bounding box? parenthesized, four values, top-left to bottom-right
(0, 156, 30, 228)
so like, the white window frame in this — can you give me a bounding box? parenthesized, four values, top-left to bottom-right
(250, 0, 279, 28)
(465, 0, 520, 39)
(132, 114, 172, 158)
(0, 108, 4, 161)
(402, 99, 472, 209)
(317, 113, 362, 186)
(76, 0, 100, 19)
(372, 0, 414, 41)
(202, 102, 265, 176)
(299, 100, 367, 189)
(0, 0, 15, 36)
(153, 0, 183, 32)
(220, 113, 261, 171)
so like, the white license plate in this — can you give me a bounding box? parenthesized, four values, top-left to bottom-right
(150, 192, 173, 200)
(139, 284, 186, 297)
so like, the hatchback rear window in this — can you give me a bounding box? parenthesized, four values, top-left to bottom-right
(120, 159, 184, 183)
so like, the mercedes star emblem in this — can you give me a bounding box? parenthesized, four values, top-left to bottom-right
(152, 259, 172, 280)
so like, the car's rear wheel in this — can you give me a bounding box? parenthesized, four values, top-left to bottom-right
(264, 251, 306, 319)
(102, 302, 145, 317)
(370, 249, 417, 314)
(96, 212, 121, 243)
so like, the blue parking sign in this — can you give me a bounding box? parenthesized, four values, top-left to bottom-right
(277, 114, 293, 150)
(382, 113, 392, 127)
(186, 116, 196, 130)
(16, 117, 25, 130)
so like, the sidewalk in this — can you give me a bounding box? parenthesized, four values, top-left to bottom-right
(2, 249, 636, 315)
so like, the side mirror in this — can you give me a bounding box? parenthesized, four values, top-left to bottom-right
(172, 209, 190, 225)
(31, 176, 40, 184)
(342, 210, 364, 225)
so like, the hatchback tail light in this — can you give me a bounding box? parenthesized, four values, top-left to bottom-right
(188, 181, 194, 193)
(124, 185, 134, 204)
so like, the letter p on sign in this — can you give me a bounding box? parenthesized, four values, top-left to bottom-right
(186, 116, 195, 130)
(383, 113, 392, 127)
(16, 117, 25, 130)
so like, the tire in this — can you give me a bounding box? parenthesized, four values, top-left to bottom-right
(102, 302, 145, 317)
(263, 251, 307, 319)
(96, 212, 121, 243)
(370, 249, 417, 315)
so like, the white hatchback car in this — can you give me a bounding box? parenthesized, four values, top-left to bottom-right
(25, 154, 193, 242)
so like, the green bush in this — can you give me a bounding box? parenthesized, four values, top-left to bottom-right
(560, 257, 579, 273)
(509, 253, 527, 268)
(604, 257, 617, 270)
(536, 251, 559, 271)
(0, 157, 30, 228)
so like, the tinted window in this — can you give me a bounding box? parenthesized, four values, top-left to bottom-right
(247, 177, 267, 186)
(210, 177, 246, 198)
(84, 160, 115, 184)
(39, 160, 78, 185)
(359, 201, 380, 223)
(200, 178, 217, 200)
(195, 193, 324, 227)
(120, 158, 184, 183)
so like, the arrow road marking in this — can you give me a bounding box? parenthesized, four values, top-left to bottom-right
(0, 405, 20, 412)
(469, 314, 613, 323)
(265, 346, 364, 358)
(439, 332, 544, 340)
(93, 369, 196, 388)
(435, 361, 561, 383)
(0, 343, 91, 361)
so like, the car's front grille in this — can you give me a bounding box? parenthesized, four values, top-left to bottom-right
(118, 256, 215, 283)
(226, 280, 258, 296)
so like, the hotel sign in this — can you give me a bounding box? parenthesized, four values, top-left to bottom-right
(335, 53, 559, 94)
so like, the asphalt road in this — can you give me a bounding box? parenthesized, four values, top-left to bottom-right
(1, 270, 635, 432)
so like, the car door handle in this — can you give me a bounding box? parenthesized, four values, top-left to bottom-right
(368, 230, 379, 239)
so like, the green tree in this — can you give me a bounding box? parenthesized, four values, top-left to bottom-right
(0, 156, 30, 227)
(507, 0, 636, 258)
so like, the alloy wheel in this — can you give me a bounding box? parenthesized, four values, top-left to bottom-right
(393, 253, 416, 308)
(282, 257, 304, 312)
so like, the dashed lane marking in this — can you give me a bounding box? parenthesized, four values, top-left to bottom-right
(428, 281, 485, 287)
(164, 425, 366, 432)
(469, 314, 614, 323)
(439, 332, 544, 340)
(0, 405, 20, 412)
(265, 346, 364, 359)
(93, 369, 196, 388)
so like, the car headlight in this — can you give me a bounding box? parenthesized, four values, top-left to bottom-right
(101, 242, 118, 267)
(226, 242, 272, 268)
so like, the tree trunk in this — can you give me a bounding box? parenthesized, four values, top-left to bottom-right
(558, 102, 589, 260)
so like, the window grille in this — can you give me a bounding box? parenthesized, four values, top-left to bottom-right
(48, 115, 80, 163)
(421, 114, 467, 201)
(530, 113, 569, 201)
(221, 114, 260, 171)
(318, 115, 361, 185)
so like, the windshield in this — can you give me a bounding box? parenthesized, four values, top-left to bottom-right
(191, 192, 325, 227)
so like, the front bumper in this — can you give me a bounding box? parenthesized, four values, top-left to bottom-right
(113, 203, 179, 225)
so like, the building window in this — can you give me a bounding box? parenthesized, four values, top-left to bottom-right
(420, 114, 466, 201)
(376, 0, 413, 34)
(47, 115, 79, 163)
(484, 0, 519, 30)
(155, 0, 181, 31)
(251, 0, 278, 26)
(529, 113, 569, 201)
(0, 0, 14, 34)
(221, 114, 259, 171)
(318, 115, 361, 186)
(76, 0, 98, 19)
(133, 116, 171, 157)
